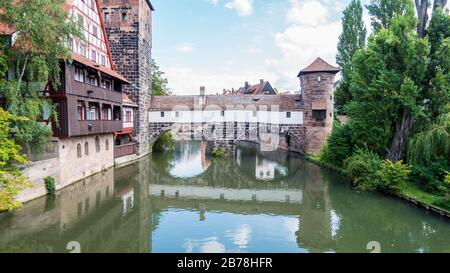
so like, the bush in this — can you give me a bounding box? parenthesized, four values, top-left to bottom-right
(410, 160, 449, 195)
(322, 123, 353, 167)
(44, 176, 55, 195)
(212, 147, 230, 158)
(152, 132, 175, 153)
(375, 160, 411, 194)
(344, 149, 381, 190)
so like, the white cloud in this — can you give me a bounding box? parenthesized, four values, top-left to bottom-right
(267, 0, 342, 91)
(287, 0, 330, 26)
(208, 0, 219, 5)
(175, 43, 195, 53)
(225, 0, 253, 16)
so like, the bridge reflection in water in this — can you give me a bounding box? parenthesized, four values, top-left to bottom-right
(1, 140, 450, 253)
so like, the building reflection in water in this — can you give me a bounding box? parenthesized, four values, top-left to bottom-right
(1, 140, 450, 253)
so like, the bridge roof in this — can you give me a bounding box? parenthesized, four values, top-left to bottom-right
(149, 95, 303, 111)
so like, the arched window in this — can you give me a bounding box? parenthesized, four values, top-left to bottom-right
(95, 136, 100, 153)
(77, 143, 82, 158)
(85, 142, 89, 156)
(105, 138, 110, 151)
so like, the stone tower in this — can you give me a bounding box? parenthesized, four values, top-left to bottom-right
(298, 57, 340, 154)
(101, 0, 154, 156)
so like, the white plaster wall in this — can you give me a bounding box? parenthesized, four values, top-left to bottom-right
(149, 110, 303, 125)
(58, 134, 114, 188)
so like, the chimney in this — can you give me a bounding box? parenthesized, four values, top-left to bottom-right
(200, 86, 206, 96)
(260, 79, 264, 84)
(245, 81, 249, 91)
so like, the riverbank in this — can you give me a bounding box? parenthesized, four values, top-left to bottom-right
(306, 155, 450, 219)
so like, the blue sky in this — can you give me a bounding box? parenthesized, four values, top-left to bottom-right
(151, 0, 449, 95)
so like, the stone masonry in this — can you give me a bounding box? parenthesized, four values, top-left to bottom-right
(101, 0, 153, 155)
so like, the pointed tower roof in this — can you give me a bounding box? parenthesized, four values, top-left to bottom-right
(297, 57, 341, 77)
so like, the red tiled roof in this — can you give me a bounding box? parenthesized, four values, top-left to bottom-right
(71, 53, 129, 83)
(298, 57, 340, 76)
(123, 94, 138, 107)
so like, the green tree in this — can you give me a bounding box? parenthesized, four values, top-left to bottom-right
(151, 59, 171, 96)
(335, 0, 367, 114)
(0, 109, 30, 211)
(366, 0, 409, 32)
(0, 0, 82, 153)
(348, 1, 429, 158)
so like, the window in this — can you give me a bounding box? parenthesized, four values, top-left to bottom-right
(77, 143, 82, 158)
(101, 55, 106, 67)
(175, 111, 179, 118)
(95, 136, 100, 153)
(93, 25, 98, 38)
(102, 105, 112, 120)
(77, 101, 86, 120)
(105, 139, 110, 151)
(91, 49, 96, 62)
(122, 12, 128, 21)
(312, 110, 327, 121)
(101, 78, 111, 90)
(317, 75, 322, 82)
(87, 73, 98, 86)
(286, 112, 291, 118)
(125, 111, 132, 122)
(160, 112, 164, 118)
(85, 142, 89, 156)
(79, 44, 86, 57)
(75, 67, 85, 82)
(221, 111, 225, 117)
(77, 14, 84, 27)
(113, 106, 121, 121)
(104, 12, 110, 21)
(90, 0, 95, 10)
(87, 103, 100, 120)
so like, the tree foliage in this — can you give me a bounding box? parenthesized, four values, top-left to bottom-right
(0, 0, 82, 153)
(0, 109, 30, 211)
(347, 1, 428, 156)
(366, 0, 409, 32)
(335, 0, 366, 113)
(151, 59, 171, 96)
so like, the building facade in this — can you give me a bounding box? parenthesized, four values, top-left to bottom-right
(101, 0, 154, 156)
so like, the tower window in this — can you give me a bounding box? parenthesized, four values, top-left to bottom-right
(317, 76, 322, 82)
(313, 110, 327, 121)
(122, 12, 128, 21)
(104, 12, 109, 21)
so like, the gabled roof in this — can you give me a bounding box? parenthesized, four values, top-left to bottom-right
(123, 94, 138, 107)
(146, 0, 155, 11)
(297, 57, 340, 77)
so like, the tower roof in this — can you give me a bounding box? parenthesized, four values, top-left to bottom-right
(297, 57, 340, 77)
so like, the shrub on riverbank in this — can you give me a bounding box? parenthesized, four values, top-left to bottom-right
(44, 176, 56, 195)
(344, 149, 381, 190)
(152, 132, 175, 153)
(321, 123, 354, 167)
(376, 160, 411, 194)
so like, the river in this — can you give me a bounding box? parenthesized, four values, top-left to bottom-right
(0, 140, 449, 253)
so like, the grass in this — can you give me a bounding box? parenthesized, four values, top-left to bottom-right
(306, 154, 450, 214)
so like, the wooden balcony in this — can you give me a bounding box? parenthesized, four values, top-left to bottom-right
(70, 120, 123, 137)
(114, 143, 136, 158)
(69, 81, 122, 103)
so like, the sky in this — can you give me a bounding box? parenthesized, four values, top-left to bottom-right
(151, 0, 449, 95)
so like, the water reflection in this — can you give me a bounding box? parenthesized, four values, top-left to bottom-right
(0, 140, 449, 253)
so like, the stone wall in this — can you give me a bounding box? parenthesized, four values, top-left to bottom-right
(101, 0, 152, 156)
(58, 134, 115, 189)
